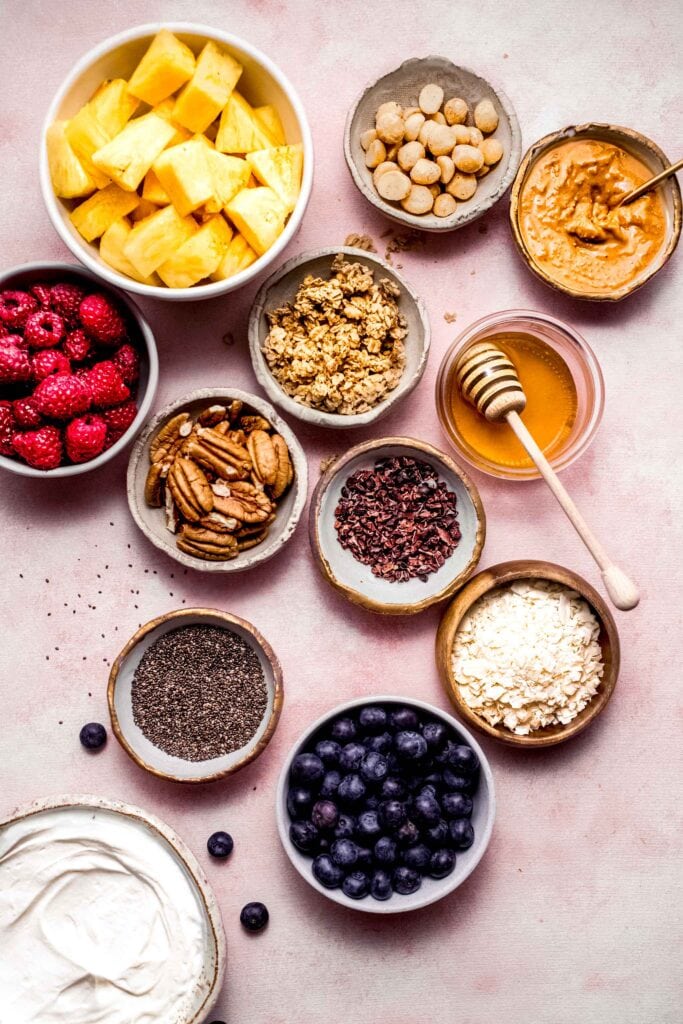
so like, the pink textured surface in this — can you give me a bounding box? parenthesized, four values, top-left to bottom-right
(1, 2, 682, 1022)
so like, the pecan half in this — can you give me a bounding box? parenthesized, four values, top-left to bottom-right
(227, 399, 243, 423)
(247, 429, 278, 487)
(167, 458, 214, 522)
(213, 481, 273, 523)
(200, 511, 240, 533)
(270, 434, 293, 498)
(238, 527, 270, 551)
(150, 413, 191, 463)
(144, 461, 165, 507)
(188, 427, 252, 480)
(177, 524, 239, 561)
(198, 404, 227, 427)
(237, 513, 276, 538)
(240, 415, 271, 433)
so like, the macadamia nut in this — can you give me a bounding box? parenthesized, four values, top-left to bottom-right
(373, 161, 398, 186)
(474, 99, 499, 134)
(434, 192, 457, 217)
(453, 124, 471, 145)
(436, 155, 455, 184)
(427, 124, 456, 157)
(401, 183, 435, 215)
(376, 113, 405, 146)
(446, 172, 477, 200)
(453, 144, 484, 173)
(418, 83, 444, 115)
(365, 138, 387, 169)
(468, 126, 484, 146)
(360, 128, 377, 151)
(376, 169, 412, 201)
(403, 112, 426, 142)
(444, 97, 468, 125)
(481, 137, 504, 165)
(397, 141, 425, 171)
(376, 101, 402, 121)
(410, 157, 441, 185)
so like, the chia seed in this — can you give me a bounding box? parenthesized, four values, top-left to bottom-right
(131, 625, 267, 761)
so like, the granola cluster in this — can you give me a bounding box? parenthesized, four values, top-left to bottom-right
(263, 254, 407, 415)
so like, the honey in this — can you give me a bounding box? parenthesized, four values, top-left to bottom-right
(447, 332, 578, 470)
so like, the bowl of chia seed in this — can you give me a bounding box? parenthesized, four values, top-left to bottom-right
(108, 608, 283, 783)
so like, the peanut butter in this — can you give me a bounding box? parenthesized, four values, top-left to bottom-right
(519, 138, 667, 295)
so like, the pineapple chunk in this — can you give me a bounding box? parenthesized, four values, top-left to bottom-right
(215, 93, 276, 154)
(46, 121, 96, 198)
(246, 145, 303, 212)
(131, 198, 160, 222)
(153, 138, 215, 217)
(100, 218, 161, 285)
(89, 79, 139, 136)
(152, 99, 192, 146)
(157, 215, 233, 288)
(65, 107, 112, 188)
(225, 186, 288, 255)
(210, 232, 258, 281)
(254, 105, 285, 146)
(172, 41, 242, 134)
(92, 112, 176, 192)
(70, 183, 140, 242)
(203, 150, 251, 213)
(142, 168, 170, 205)
(123, 204, 198, 277)
(127, 29, 196, 106)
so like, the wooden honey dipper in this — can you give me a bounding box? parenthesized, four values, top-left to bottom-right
(455, 341, 639, 611)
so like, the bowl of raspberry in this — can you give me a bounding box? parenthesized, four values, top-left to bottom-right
(0, 262, 158, 477)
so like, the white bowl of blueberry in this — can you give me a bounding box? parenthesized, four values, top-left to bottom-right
(276, 695, 495, 913)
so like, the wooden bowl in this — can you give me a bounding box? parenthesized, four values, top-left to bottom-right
(108, 607, 283, 782)
(127, 388, 308, 572)
(248, 246, 430, 429)
(509, 123, 682, 301)
(344, 56, 521, 232)
(436, 560, 620, 748)
(310, 437, 486, 615)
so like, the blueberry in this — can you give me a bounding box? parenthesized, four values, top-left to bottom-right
(342, 870, 370, 900)
(374, 835, 398, 866)
(79, 722, 107, 750)
(286, 786, 313, 820)
(418, 783, 438, 799)
(449, 744, 480, 775)
(442, 769, 475, 794)
(289, 821, 319, 853)
(421, 721, 448, 751)
(355, 845, 373, 868)
(392, 865, 422, 895)
(449, 818, 475, 850)
(240, 901, 269, 932)
(290, 752, 324, 785)
(331, 717, 356, 743)
(333, 814, 356, 840)
(396, 820, 420, 848)
(379, 800, 406, 831)
(424, 819, 449, 848)
(339, 742, 366, 772)
(429, 848, 456, 879)
(395, 731, 428, 761)
(315, 739, 341, 767)
(320, 770, 342, 799)
(442, 793, 473, 819)
(412, 792, 441, 827)
(331, 838, 359, 867)
(311, 800, 339, 830)
(401, 842, 431, 872)
(360, 750, 388, 784)
(359, 706, 387, 734)
(381, 776, 407, 800)
(337, 773, 366, 805)
(423, 771, 445, 791)
(356, 810, 382, 841)
(370, 868, 393, 901)
(207, 831, 233, 859)
(389, 707, 419, 732)
(312, 853, 344, 888)
(366, 731, 393, 754)
(434, 740, 457, 766)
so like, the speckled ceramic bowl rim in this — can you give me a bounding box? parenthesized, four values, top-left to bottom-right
(126, 387, 308, 572)
(344, 55, 522, 232)
(248, 246, 431, 428)
(509, 122, 682, 301)
(0, 793, 226, 1021)
(39, 22, 314, 302)
(0, 261, 158, 478)
(107, 607, 284, 783)
(276, 694, 496, 914)
(309, 436, 486, 614)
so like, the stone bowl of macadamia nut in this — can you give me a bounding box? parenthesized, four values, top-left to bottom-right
(344, 56, 521, 231)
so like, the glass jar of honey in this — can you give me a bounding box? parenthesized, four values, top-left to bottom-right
(435, 310, 604, 480)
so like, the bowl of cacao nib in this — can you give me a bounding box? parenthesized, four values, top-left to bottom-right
(309, 437, 486, 614)
(276, 695, 495, 913)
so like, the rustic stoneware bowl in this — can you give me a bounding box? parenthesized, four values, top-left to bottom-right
(436, 560, 620, 748)
(276, 695, 496, 914)
(344, 56, 521, 232)
(248, 246, 430, 428)
(510, 123, 682, 300)
(108, 607, 283, 783)
(0, 262, 158, 479)
(0, 794, 226, 1021)
(40, 22, 314, 302)
(127, 388, 307, 572)
(310, 437, 486, 614)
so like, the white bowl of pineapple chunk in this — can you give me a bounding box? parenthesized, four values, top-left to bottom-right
(41, 24, 313, 300)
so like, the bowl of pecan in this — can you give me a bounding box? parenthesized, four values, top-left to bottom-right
(310, 437, 486, 614)
(127, 388, 307, 571)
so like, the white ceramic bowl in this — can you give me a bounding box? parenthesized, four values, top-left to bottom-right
(0, 261, 158, 479)
(248, 246, 431, 428)
(0, 794, 226, 1021)
(276, 695, 496, 914)
(108, 607, 283, 783)
(40, 22, 314, 302)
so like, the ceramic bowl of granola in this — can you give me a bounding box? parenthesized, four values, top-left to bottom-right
(248, 246, 430, 428)
(127, 388, 307, 572)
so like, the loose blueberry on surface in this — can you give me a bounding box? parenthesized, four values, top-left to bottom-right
(79, 722, 107, 750)
(311, 799, 339, 830)
(360, 750, 388, 784)
(320, 770, 342, 798)
(366, 731, 393, 754)
(401, 842, 432, 871)
(287, 786, 313, 820)
(359, 706, 388, 734)
(424, 819, 450, 847)
(449, 818, 475, 850)
(339, 742, 366, 772)
(330, 838, 359, 867)
(381, 776, 407, 801)
(442, 793, 473, 819)
(315, 739, 342, 767)
(449, 744, 480, 775)
(207, 831, 234, 859)
(330, 717, 357, 743)
(392, 865, 422, 895)
(374, 835, 398, 866)
(379, 799, 406, 831)
(429, 848, 456, 879)
(333, 814, 356, 840)
(422, 720, 448, 751)
(356, 810, 382, 841)
(337, 773, 366, 805)
(412, 792, 441, 826)
(240, 901, 269, 932)
(389, 707, 420, 732)
(396, 820, 420, 848)
(342, 870, 370, 900)
(290, 752, 325, 784)
(313, 854, 344, 888)
(442, 768, 475, 794)
(395, 731, 428, 761)
(289, 821, 320, 853)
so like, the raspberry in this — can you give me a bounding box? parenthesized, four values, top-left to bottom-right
(12, 425, 63, 470)
(0, 401, 15, 455)
(112, 343, 140, 385)
(33, 374, 91, 420)
(62, 328, 93, 363)
(23, 310, 65, 349)
(0, 342, 31, 383)
(86, 361, 129, 408)
(0, 290, 38, 329)
(65, 414, 107, 463)
(0, 322, 10, 339)
(103, 400, 138, 446)
(79, 294, 127, 345)
(30, 349, 71, 382)
(30, 284, 52, 308)
(12, 396, 42, 429)
(50, 282, 87, 323)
